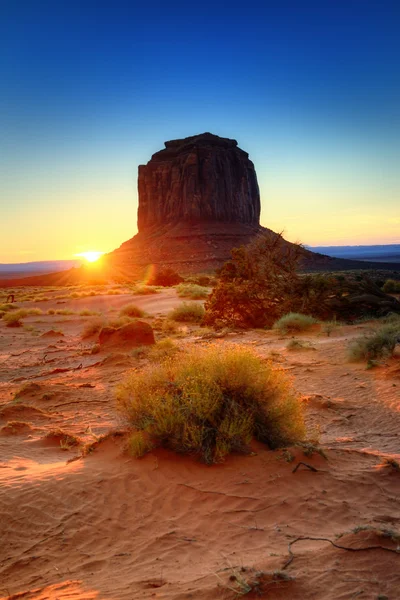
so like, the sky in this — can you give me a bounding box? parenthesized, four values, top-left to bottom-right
(1, 0, 399, 262)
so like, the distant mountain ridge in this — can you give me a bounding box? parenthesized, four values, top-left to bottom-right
(0, 260, 81, 279)
(308, 244, 400, 263)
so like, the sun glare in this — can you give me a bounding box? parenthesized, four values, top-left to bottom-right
(77, 251, 104, 263)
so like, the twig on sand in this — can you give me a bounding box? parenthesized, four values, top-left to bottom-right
(292, 462, 318, 473)
(282, 535, 400, 570)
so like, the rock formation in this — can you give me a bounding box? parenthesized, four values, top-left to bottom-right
(108, 133, 265, 274)
(137, 132, 261, 231)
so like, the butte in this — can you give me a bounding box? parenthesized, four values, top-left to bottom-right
(107, 132, 268, 275)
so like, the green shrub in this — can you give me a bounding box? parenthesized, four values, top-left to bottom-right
(176, 283, 209, 299)
(168, 302, 205, 323)
(380, 312, 400, 325)
(348, 323, 400, 361)
(273, 313, 318, 334)
(383, 279, 400, 293)
(204, 232, 303, 328)
(148, 268, 183, 287)
(116, 345, 305, 463)
(119, 303, 145, 318)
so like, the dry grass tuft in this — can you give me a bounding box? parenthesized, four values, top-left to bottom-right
(119, 303, 145, 318)
(3, 308, 43, 327)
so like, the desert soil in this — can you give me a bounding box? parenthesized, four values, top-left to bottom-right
(1, 287, 399, 599)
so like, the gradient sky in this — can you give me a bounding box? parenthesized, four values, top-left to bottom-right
(1, 0, 399, 262)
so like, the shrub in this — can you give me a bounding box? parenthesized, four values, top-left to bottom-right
(55, 309, 75, 316)
(168, 302, 205, 323)
(149, 338, 179, 361)
(0, 303, 18, 312)
(81, 318, 105, 338)
(176, 283, 209, 299)
(380, 312, 400, 325)
(273, 313, 318, 334)
(205, 234, 400, 327)
(348, 323, 400, 361)
(204, 232, 303, 328)
(119, 303, 145, 318)
(47, 309, 55, 315)
(185, 274, 214, 286)
(3, 308, 43, 327)
(108, 316, 133, 328)
(131, 285, 159, 295)
(116, 345, 305, 463)
(127, 431, 154, 458)
(148, 268, 183, 287)
(79, 309, 100, 317)
(383, 279, 400, 293)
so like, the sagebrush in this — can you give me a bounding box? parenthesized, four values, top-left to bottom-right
(116, 345, 305, 463)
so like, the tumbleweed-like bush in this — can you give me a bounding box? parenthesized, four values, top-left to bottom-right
(116, 345, 305, 463)
(348, 323, 400, 361)
(273, 313, 318, 334)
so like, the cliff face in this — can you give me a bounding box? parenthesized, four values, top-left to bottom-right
(137, 133, 260, 232)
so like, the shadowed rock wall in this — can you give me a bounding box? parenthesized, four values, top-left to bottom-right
(137, 132, 261, 231)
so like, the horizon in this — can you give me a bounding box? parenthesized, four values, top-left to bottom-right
(1, 1, 399, 262)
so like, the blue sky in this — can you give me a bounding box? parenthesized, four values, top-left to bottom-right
(1, 0, 399, 261)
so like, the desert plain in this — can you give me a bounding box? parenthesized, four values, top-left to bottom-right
(1, 283, 400, 600)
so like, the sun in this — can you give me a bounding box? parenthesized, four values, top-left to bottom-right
(76, 251, 104, 263)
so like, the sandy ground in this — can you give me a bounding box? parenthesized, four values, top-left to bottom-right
(1, 288, 400, 599)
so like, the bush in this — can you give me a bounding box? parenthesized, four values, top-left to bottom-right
(168, 302, 205, 323)
(383, 279, 400, 293)
(119, 304, 145, 318)
(3, 308, 43, 327)
(81, 318, 105, 338)
(204, 232, 303, 328)
(116, 345, 305, 463)
(176, 283, 209, 299)
(108, 316, 133, 328)
(131, 285, 159, 295)
(148, 268, 183, 287)
(148, 338, 179, 361)
(79, 309, 100, 317)
(273, 313, 318, 334)
(0, 303, 18, 312)
(205, 233, 400, 327)
(348, 323, 400, 361)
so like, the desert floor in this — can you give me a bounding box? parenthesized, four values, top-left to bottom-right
(1, 286, 399, 600)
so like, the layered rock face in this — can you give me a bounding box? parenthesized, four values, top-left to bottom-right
(108, 133, 264, 273)
(137, 133, 261, 232)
